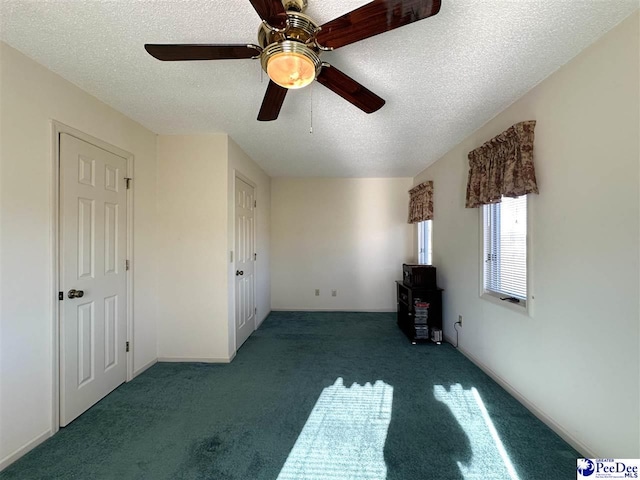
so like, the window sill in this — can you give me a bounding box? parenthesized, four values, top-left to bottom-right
(480, 291, 530, 316)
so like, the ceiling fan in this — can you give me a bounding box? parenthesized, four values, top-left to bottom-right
(145, 0, 441, 121)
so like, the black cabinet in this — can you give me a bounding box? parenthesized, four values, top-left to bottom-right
(396, 281, 443, 344)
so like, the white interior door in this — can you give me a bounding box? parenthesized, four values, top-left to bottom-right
(235, 177, 256, 349)
(59, 133, 127, 426)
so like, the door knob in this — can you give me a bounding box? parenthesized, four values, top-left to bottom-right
(235, 270, 244, 276)
(67, 289, 84, 299)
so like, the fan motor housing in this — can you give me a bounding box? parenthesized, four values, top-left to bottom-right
(258, 11, 322, 82)
(257, 11, 319, 50)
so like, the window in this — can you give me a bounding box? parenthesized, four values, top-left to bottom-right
(483, 195, 527, 305)
(418, 220, 432, 265)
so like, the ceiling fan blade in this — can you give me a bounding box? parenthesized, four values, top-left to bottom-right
(145, 44, 261, 61)
(258, 81, 288, 121)
(248, 0, 288, 30)
(316, 64, 385, 114)
(316, 0, 441, 49)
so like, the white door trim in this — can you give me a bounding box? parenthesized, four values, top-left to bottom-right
(231, 170, 257, 355)
(50, 120, 134, 435)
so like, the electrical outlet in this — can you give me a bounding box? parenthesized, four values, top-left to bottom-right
(331, 290, 337, 297)
(458, 314, 463, 326)
(315, 289, 320, 296)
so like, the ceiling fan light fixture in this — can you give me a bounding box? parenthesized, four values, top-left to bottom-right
(267, 52, 315, 89)
(262, 41, 320, 89)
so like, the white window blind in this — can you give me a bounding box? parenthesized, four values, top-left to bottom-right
(418, 220, 432, 265)
(483, 196, 527, 301)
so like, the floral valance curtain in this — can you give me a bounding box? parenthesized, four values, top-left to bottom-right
(465, 120, 539, 208)
(408, 181, 433, 224)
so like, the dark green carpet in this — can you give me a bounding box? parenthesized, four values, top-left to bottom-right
(1, 312, 578, 479)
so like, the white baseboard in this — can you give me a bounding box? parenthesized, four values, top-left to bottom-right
(445, 334, 596, 458)
(270, 308, 396, 313)
(1, 358, 158, 472)
(157, 356, 234, 364)
(132, 358, 157, 378)
(0, 429, 51, 472)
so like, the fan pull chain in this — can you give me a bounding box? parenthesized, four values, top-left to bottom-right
(309, 83, 313, 134)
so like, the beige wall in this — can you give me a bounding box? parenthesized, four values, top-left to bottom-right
(156, 135, 272, 361)
(0, 42, 158, 467)
(271, 177, 413, 311)
(413, 13, 639, 457)
(156, 135, 230, 361)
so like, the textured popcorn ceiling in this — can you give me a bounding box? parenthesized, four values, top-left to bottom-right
(1, 1, 637, 177)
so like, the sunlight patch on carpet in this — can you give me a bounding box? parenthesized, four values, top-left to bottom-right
(434, 384, 520, 480)
(277, 377, 393, 480)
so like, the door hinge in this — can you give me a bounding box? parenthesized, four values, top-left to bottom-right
(254, 200, 256, 208)
(125, 260, 130, 271)
(125, 177, 132, 189)
(126, 341, 130, 352)
(254, 253, 257, 261)
(255, 307, 257, 314)
(58, 291, 63, 301)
